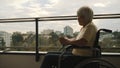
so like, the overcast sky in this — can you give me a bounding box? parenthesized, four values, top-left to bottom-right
(0, 0, 120, 33)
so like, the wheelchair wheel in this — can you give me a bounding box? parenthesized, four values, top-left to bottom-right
(75, 58, 116, 68)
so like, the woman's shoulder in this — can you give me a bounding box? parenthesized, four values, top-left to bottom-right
(87, 22, 97, 31)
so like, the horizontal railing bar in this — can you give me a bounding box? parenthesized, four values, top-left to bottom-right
(0, 13, 119, 22)
(0, 16, 75, 20)
(93, 16, 120, 19)
(0, 20, 36, 23)
(94, 13, 120, 16)
(38, 16, 120, 21)
(0, 16, 120, 23)
(0, 13, 120, 20)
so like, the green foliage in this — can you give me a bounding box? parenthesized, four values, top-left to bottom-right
(101, 37, 114, 48)
(9, 30, 120, 52)
(1, 38, 5, 46)
(0, 38, 6, 50)
(113, 31, 120, 40)
(49, 32, 59, 46)
(12, 32, 23, 46)
(39, 35, 50, 46)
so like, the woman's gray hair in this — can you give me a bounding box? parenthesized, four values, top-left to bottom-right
(77, 6, 93, 23)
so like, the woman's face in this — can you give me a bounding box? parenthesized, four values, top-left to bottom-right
(77, 16, 85, 26)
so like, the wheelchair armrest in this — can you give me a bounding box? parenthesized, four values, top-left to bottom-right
(65, 45, 101, 57)
(64, 45, 91, 51)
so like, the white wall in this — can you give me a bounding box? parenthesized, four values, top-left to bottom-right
(0, 54, 44, 68)
(0, 54, 120, 68)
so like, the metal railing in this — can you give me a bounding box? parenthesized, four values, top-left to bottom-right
(0, 13, 120, 62)
(0, 13, 120, 23)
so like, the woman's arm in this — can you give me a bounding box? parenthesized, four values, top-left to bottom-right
(59, 37, 88, 46)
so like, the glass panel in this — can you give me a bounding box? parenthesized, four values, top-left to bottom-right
(0, 19, 119, 53)
(38, 20, 79, 51)
(94, 19, 120, 53)
(38, 19, 120, 53)
(0, 22, 35, 51)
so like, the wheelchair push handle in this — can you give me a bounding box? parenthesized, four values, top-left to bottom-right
(98, 29, 112, 33)
(94, 29, 112, 47)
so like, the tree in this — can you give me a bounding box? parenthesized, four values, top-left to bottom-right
(112, 31, 120, 47)
(101, 37, 113, 48)
(1, 38, 5, 47)
(49, 32, 59, 46)
(0, 38, 6, 50)
(112, 31, 120, 39)
(12, 32, 23, 46)
(39, 35, 49, 46)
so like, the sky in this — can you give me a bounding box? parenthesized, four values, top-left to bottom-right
(0, 0, 120, 33)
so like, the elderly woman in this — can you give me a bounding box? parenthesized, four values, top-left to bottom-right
(40, 6, 97, 68)
(60, 6, 97, 56)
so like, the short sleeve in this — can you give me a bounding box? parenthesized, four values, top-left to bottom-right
(82, 25, 97, 43)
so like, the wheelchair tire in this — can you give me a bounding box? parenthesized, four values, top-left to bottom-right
(75, 58, 116, 68)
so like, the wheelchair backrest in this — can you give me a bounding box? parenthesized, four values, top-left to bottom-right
(92, 29, 112, 57)
(93, 29, 112, 48)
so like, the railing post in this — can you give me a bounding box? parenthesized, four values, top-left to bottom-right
(35, 18, 39, 62)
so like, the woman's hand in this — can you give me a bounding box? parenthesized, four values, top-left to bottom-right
(59, 37, 70, 46)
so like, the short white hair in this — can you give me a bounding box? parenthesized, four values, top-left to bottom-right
(77, 6, 93, 23)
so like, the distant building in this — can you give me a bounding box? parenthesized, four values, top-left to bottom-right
(41, 29, 54, 35)
(22, 31, 35, 40)
(0, 31, 12, 47)
(55, 31, 62, 35)
(41, 29, 54, 39)
(64, 26, 73, 36)
(26, 31, 35, 35)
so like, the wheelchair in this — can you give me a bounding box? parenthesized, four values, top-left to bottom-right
(46, 29, 116, 68)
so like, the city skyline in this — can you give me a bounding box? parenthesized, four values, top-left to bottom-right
(0, 25, 120, 34)
(0, 25, 120, 48)
(0, 25, 75, 34)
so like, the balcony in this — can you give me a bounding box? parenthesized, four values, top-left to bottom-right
(0, 13, 120, 68)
